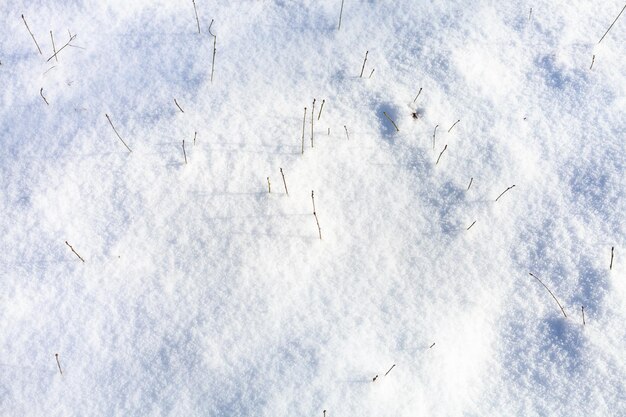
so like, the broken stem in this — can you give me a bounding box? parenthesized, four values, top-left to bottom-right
(435, 144, 447, 165)
(495, 185, 515, 202)
(65, 241, 85, 262)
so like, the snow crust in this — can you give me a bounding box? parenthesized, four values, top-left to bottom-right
(1, 1, 625, 415)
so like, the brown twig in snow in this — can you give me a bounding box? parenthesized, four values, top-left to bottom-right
(528, 273, 567, 318)
(598, 4, 626, 44)
(495, 185, 515, 202)
(65, 241, 85, 262)
(40, 88, 49, 105)
(46, 32, 77, 62)
(21, 15, 42, 55)
(105, 114, 132, 153)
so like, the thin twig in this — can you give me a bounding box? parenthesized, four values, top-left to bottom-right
(598, 4, 626, 44)
(22, 15, 42, 55)
(529, 273, 567, 318)
(383, 111, 399, 132)
(267, 177, 271, 193)
(581, 306, 586, 326)
(280, 168, 288, 195)
(338, 0, 345, 30)
(192, 0, 201, 34)
(209, 19, 217, 82)
(359, 50, 368, 78)
(467, 177, 473, 190)
(495, 185, 515, 202)
(369, 68, 375, 78)
(50, 31, 58, 62)
(590, 54, 595, 70)
(174, 99, 184, 113)
(432, 125, 438, 150)
(313, 211, 322, 240)
(40, 88, 49, 105)
(384, 364, 396, 376)
(466, 220, 476, 230)
(105, 114, 132, 153)
(435, 144, 447, 165)
(193, 131, 197, 145)
(301, 107, 307, 154)
(344, 125, 350, 140)
(182, 140, 187, 164)
(311, 190, 316, 213)
(318, 99, 325, 120)
(610, 246, 614, 270)
(55, 353, 63, 375)
(47, 33, 77, 62)
(65, 241, 85, 262)
(448, 119, 460, 133)
(311, 98, 316, 148)
(413, 87, 422, 103)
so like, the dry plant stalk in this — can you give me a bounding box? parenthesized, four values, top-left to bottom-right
(21, 15, 42, 54)
(529, 273, 567, 318)
(65, 241, 85, 262)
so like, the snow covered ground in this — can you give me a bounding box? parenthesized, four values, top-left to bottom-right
(1, 0, 625, 415)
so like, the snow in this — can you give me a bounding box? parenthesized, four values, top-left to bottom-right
(1, 0, 625, 416)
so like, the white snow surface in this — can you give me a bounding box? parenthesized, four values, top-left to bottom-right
(1, 0, 625, 416)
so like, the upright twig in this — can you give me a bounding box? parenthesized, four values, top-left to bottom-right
(40, 88, 49, 105)
(317, 99, 325, 120)
(105, 114, 132, 153)
(495, 185, 515, 202)
(311, 98, 316, 148)
(21, 15, 42, 55)
(267, 177, 271, 193)
(413, 87, 422, 103)
(280, 168, 288, 195)
(466, 220, 476, 230)
(344, 125, 350, 140)
(301, 107, 307, 154)
(448, 119, 460, 133)
(429, 342, 436, 348)
(581, 306, 586, 326)
(435, 144, 447, 165)
(369, 68, 375, 78)
(467, 177, 473, 190)
(50, 31, 58, 62)
(338, 0, 345, 30)
(528, 7, 533, 22)
(610, 246, 614, 270)
(359, 50, 368, 78)
(209, 19, 217, 82)
(432, 125, 438, 150)
(383, 111, 399, 132)
(174, 99, 184, 113)
(55, 353, 63, 375)
(590, 55, 595, 70)
(384, 364, 396, 376)
(311, 190, 316, 213)
(598, 4, 626, 44)
(313, 211, 322, 240)
(182, 140, 187, 164)
(192, 0, 201, 34)
(65, 241, 85, 262)
(47, 32, 77, 62)
(528, 273, 567, 318)
(193, 131, 197, 145)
